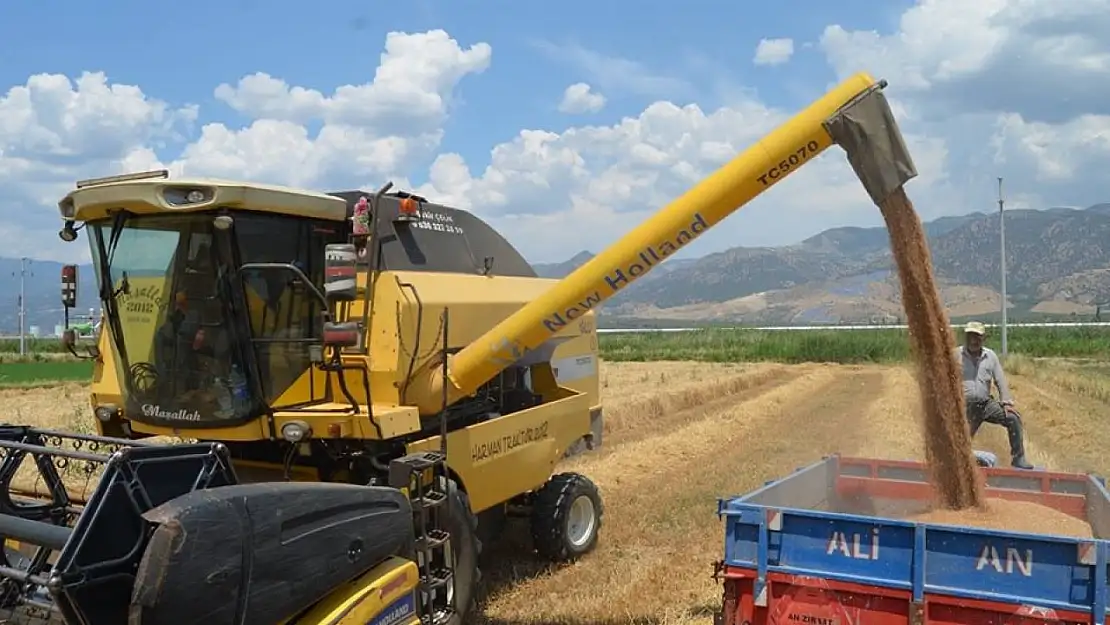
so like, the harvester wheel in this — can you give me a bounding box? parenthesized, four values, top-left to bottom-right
(433, 477, 481, 625)
(530, 472, 602, 562)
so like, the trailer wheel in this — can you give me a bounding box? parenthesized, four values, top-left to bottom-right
(530, 472, 603, 562)
(428, 477, 481, 625)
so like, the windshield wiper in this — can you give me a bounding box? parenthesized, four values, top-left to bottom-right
(100, 211, 130, 300)
(97, 211, 132, 372)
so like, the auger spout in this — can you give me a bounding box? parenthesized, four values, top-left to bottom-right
(406, 71, 918, 415)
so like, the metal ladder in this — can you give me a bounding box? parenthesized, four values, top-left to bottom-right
(389, 451, 456, 625)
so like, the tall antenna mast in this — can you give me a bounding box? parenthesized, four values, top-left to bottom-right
(997, 177, 1008, 357)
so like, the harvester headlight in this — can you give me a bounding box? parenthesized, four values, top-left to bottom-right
(162, 186, 214, 206)
(94, 405, 119, 422)
(281, 420, 312, 442)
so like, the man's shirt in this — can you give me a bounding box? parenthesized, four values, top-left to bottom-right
(956, 345, 1013, 404)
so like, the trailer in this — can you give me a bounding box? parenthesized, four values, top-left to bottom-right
(714, 455, 1110, 625)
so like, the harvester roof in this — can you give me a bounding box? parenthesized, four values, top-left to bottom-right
(55, 169, 543, 279)
(326, 190, 539, 278)
(58, 176, 349, 223)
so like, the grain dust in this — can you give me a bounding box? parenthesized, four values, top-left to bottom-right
(879, 189, 983, 509)
(906, 498, 1093, 538)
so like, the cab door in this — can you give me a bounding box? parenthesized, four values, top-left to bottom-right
(235, 215, 345, 408)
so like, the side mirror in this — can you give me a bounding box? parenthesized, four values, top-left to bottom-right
(324, 243, 358, 302)
(61, 264, 78, 309)
(322, 244, 362, 350)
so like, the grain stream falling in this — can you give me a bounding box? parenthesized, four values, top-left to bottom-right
(878, 189, 982, 509)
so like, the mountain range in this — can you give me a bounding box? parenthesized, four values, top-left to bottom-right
(534, 203, 1110, 325)
(3, 203, 1109, 334)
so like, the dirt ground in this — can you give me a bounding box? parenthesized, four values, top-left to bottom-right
(473, 359, 1110, 625)
(1, 360, 1107, 625)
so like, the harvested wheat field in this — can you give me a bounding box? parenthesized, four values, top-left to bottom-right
(473, 359, 1110, 625)
(4, 359, 1110, 625)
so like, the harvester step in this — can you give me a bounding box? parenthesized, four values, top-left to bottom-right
(398, 451, 446, 472)
(387, 451, 447, 490)
(411, 490, 447, 509)
(418, 607, 455, 625)
(415, 528, 449, 551)
(419, 567, 454, 592)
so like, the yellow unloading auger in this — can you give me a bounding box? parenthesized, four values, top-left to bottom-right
(406, 71, 919, 415)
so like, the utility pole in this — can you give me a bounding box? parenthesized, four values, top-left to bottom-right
(997, 177, 1008, 357)
(17, 258, 29, 357)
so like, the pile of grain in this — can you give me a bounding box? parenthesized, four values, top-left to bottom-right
(879, 189, 983, 509)
(907, 499, 1093, 538)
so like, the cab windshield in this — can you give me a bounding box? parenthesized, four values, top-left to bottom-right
(88, 211, 341, 428)
(90, 213, 258, 427)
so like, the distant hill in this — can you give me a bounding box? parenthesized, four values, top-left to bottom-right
(6, 203, 1110, 334)
(532, 203, 1110, 325)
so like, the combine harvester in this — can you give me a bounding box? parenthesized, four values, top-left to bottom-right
(0, 70, 1036, 624)
(714, 455, 1110, 625)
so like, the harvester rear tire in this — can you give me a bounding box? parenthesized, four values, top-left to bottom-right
(530, 472, 602, 562)
(437, 477, 481, 625)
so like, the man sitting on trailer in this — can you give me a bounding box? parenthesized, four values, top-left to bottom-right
(956, 321, 1033, 470)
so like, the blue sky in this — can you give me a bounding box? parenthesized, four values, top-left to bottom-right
(0, 0, 904, 172)
(2, 0, 1109, 264)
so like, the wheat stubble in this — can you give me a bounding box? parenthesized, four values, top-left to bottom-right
(879, 189, 983, 509)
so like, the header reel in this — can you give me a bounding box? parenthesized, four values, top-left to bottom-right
(0, 427, 237, 624)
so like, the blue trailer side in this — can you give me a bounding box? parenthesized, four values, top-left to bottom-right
(715, 455, 1110, 625)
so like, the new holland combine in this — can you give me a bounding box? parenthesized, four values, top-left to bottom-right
(0, 71, 922, 624)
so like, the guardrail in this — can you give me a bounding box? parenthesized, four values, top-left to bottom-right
(597, 321, 1110, 334)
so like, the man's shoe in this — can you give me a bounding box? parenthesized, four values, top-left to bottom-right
(1004, 412, 1034, 470)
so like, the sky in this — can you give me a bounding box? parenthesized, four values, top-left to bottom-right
(3, 0, 1110, 266)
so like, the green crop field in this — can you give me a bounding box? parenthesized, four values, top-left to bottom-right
(598, 325, 1110, 364)
(0, 325, 1106, 386)
(0, 360, 94, 387)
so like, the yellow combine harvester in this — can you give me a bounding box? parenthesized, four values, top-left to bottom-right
(0, 70, 920, 625)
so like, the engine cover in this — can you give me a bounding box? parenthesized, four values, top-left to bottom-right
(129, 482, 415, 625)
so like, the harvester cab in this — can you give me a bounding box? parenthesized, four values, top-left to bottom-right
(0, 71, 923, 624)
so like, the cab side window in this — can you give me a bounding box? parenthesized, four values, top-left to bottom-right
(234, 215, 343, 403)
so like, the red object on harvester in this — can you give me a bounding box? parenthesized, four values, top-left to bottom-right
(399, 197, 419, 216)
(352, 196, 371, 235)
(61, 264, 78, 308)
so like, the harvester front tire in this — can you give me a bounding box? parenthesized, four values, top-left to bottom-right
(438, 477, 481, 625)
(530, 472, 602, 562)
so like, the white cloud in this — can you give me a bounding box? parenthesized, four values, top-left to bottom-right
(819, 0, 1110, 212)
(0, 71, 198, 262)
(753, 38, 795, 66)
(558, 83, 606, 114)
(6, 5, 1110, 272)
(0, 30, 491, 263)
(411, 96, 955, 262)
(212, 30, 491, 131)
(992, 112, 1110, 182)
(819, 0, 1110, 123)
